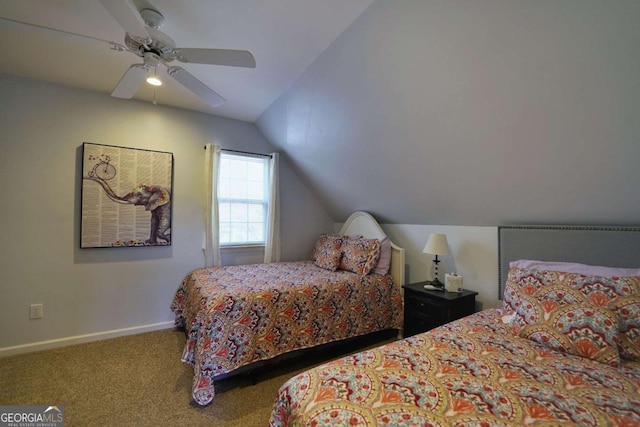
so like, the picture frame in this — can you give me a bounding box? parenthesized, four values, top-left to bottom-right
(81, 142, 174, 248)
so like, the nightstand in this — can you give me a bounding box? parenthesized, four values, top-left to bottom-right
(402, 282, 478, 337)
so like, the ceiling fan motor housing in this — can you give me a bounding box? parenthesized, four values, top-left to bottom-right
(142, 52, 160, 69)
(125, 9, 177, 63)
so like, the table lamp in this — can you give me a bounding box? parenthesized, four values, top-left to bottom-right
(423, 233, 449, 288)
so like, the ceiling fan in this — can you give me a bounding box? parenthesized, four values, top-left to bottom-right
(98, 0, 256, 107)
(2, 0, 256, 108)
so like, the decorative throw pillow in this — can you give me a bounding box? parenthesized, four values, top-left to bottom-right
(339, 237, 381, 276)
(513, 294, 621, 367)
(310, 234, 343, 261)
(503, 268, 557, 313)
(505, 267, 640, 361)
(615, 297, 640, 360)
(314, 247, 342, 271)
(559, 272, 640, 361)
(373, 237, 392, 276)
(509, 259, 640, 278)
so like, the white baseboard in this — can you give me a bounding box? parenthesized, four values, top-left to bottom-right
(0, 321, 175, 357)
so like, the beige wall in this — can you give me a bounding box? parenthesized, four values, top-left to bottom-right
(337, 222, 500, 310)
(0, 74, 332, 355)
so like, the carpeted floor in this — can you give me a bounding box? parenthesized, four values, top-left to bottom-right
(1, 328, 394, 426)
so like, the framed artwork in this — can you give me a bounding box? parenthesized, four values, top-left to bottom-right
(81, 142, 173, 248)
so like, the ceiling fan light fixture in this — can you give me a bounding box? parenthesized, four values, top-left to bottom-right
(146, 64, 162, 86)
(146, 75, 162, 86)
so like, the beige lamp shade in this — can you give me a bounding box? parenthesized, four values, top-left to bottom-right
(423, 233, 450, 256)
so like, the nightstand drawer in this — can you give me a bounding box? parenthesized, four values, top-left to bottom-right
(404, 315, 438, 337)
(402, 283, 478, 338)
(405, 295, 445, 318)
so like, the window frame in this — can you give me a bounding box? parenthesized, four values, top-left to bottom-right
(218, 151, 270, 248)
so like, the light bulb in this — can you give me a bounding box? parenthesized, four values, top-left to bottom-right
(146, 76, 162, 86)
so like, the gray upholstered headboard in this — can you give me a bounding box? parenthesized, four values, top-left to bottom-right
(498, 225, 640, 299)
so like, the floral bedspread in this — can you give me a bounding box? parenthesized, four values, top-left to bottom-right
(170, 261, 403, 406)
(269, 308, 640, 426)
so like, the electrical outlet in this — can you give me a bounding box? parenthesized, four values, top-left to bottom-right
(29, 304, 43, 319)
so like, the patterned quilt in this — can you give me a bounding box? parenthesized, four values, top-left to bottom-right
(269, 308, 640, 426)
(171, 261, 403, 406)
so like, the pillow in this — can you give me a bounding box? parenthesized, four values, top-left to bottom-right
(513, 294, 621, 367)
(553, 271, 640, 361)
(310, 234, 343, 261)
(510, 259, 640, 278)
(314, 247, 342, 271)
(503, 267, 639, 312)
(339, 237, 381, 276)
(372, 237, 391, 275)
(503, 267, 556, 313)
(504, 267, 640, 361)
(615, 297, 640, 360)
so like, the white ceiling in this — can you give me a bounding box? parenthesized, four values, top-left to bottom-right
(0, 0, 373, 122)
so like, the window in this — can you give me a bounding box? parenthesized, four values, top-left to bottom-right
(218, 152, 269, 246)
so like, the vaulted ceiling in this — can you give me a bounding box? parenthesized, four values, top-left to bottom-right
(2, 1, 640, 227)
(256, 0, 640, 225)
(0, 0, 373, 122)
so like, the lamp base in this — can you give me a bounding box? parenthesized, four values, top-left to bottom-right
(430, 278, 444, 289)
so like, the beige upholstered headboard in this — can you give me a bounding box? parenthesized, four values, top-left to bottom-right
(339, 211, 405, 289)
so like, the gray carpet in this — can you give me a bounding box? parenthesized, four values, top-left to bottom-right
(1, 329, 301, 426)
(1, 328, 394, 426)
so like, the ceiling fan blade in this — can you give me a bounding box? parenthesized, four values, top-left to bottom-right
(97, 0, 150, 42)
(175, 48, 256, 68)
(111, 64, 147, 99)
(166, 66, 226, 107)
(0, 16, 124, 49)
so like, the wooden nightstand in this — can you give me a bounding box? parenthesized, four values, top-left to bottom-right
(402, 282, 478, 337)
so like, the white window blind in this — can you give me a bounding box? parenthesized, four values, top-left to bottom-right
(218, 152, 269, 246)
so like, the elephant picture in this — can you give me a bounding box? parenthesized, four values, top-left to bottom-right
(120, 184, 171, 244)
(81, 143, 173, 248)
(87, 179, 171, 245)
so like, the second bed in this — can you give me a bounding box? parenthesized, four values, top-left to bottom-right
(171, 211, 405, 405)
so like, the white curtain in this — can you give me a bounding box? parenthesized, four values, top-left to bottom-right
(203, 143, 222, 267)
(264, 152, 280, 263)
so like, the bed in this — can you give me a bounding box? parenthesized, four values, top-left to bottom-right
(269, 225, 640, 426)
(171, 211, 406, 406)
